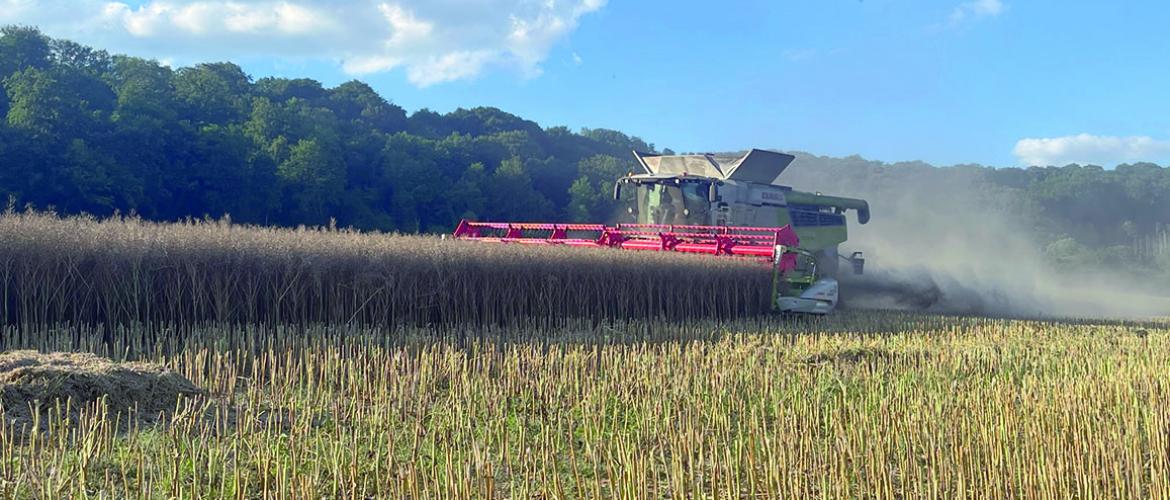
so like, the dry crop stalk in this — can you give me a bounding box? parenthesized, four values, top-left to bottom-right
(0, 211, 772, 333)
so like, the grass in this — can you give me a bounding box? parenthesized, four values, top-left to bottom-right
(0, 312, 1167, 498)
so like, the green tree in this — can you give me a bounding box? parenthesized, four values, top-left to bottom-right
(173, 62, 251, 124)
(109, 56, 177, 127)
(278, 138, 345, 223)
(0, 81, 8, 117)
(328, 80, 407, 133)
(182, 124, 276, 221)
(254, 77, 327, 105)
(485, 157, 554, 221)
(451, 162, 488, 221)
(406, 108, 453, 138)
(62, 138, 140, 212)
(51, 39, 112, 74)
(380, 133, 452, 232)
(567, 154, 631, 221)
(4, 67, 75, 137)
(580, 127, 654, 156)
(0, 26, 51, 76)
(447, 107, 543, 138)
(245, 97, 340, 163)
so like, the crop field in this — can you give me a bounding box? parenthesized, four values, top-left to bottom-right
(0, 213, 1168, 498)
(0, 212, 769, 329)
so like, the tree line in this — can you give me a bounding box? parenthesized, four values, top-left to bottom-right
(0, 26, 646, 232)
(2, 26, 1169, 273)
(784, 154, 1170, 273)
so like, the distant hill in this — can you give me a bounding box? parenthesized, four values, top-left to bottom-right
(2, 26, 1168, 273)
(0, 26, 655, 232)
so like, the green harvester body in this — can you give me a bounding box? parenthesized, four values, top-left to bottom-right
(618, 149, 870, 313)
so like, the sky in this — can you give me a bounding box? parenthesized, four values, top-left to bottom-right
(3, 0, 1170, 168)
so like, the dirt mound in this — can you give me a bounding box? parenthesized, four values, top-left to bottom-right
(0, 351, 203, 428)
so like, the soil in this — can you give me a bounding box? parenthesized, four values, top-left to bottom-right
(0, 351, 203, 429)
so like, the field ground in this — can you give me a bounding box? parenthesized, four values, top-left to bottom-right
(1, 311, 1167, 498)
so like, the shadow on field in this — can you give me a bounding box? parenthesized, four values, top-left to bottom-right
(769, 308, 1169, 338)
(800, 346, 933, 366)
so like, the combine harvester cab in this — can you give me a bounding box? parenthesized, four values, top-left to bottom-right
(452, 149, 870, 315)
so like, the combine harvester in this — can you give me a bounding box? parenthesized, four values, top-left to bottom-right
(453, 149, 870, 314)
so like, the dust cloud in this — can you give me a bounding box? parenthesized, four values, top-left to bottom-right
(780, 156, 1170, 320)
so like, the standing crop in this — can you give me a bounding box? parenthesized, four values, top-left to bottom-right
(0, 211, 771, 334)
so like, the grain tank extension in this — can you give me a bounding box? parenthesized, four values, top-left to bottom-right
(453, 149, 870, 315)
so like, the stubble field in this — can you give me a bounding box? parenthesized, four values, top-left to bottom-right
(0, 212, 1167, 498)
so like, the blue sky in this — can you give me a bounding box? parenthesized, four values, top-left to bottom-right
(4, 0, 1170, 167)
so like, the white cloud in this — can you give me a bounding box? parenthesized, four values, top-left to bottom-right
(379, 3, 432, 46)
(969, 0, 1004, 16)
(406, 50, 495, 86)
(341, 54, 402, 75)
(1, 0, 37, 17)
(221, 3, 324, 35)
(1013, 133, 1170, 167)
(1, 0, 606, 87)
(947, 0, 1004, 26)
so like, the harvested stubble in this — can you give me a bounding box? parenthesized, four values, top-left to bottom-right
(0, 211, 771, 331)
(1, 312, 1168, 498)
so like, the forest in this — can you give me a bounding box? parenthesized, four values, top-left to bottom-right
(1, 26, 1168, 271)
